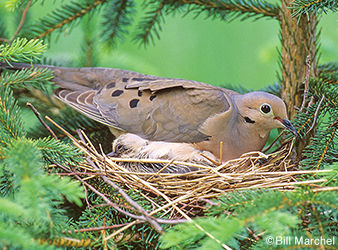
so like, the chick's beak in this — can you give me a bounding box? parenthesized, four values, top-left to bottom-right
(281, 118, 298, 136)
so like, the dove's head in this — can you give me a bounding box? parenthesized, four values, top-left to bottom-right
(234, 91, 297, 136)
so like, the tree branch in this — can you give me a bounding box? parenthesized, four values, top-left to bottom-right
(11, 0, 33, 41)
(167, 0, 280, 20)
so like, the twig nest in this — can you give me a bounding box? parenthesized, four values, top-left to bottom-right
(59, 129, 326, 215)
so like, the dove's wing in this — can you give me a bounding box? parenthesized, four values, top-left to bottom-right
(49, 66, 233, 142)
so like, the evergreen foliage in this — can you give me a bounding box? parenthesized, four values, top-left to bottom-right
(0, 138, 84, 249)
(0, 0, 338, 249)
(1, 66, 54, 91)
(0, 37, 86, 248)
(0, 85, 26, 146)
(161, 188, 338, 249)
(101, 0, 135, 48)
(0, 38, 46, 64)
(291, 0, 338, 19)
(21, 0, 108, 41)
(5, 0, 32, 12)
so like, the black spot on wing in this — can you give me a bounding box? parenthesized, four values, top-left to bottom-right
(106, 82, 116, 89)
(149, 95, 156, 101)
(138, 90, 143, 97)
(132, 77, 154, 81)
(122, 78, 129, 82)
(112, 90, 124, 97)
(129, 99, 140, 108)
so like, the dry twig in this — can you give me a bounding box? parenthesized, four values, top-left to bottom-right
(300, 54, 311, 112)
(27, 102, 58, 140)
(11, 0, 33, 41)
(306, 95, 325, 134)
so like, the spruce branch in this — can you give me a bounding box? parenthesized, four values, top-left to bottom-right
(23, 0, 108, 40)
(311, 78, 338, 108)
(317, 62, 338, 85)
(38, 237, 93, 248)
(167, 0, 280, 20)
(301, 116, 338, 170)
(291, 0, 338, 20)
(163, 188, 338, 249)
(34, 137, 84, 165)
(161, 189, 303, 249)
(0, 67, 54, 92)
(318, 61, 338, 73)
(0, 38, 46, 64)
(10, 0, 33, 41)
(288, 78, 338, 171)
(0, 85, 26, 147)
(161, 216, 244, 249)
(219, 82, 254, 94)
(0, 222, 42, 249)
(134, 1, 165, 46)
(0, 84, 83, 166)
(57, 160, 164, 234)
(285, 101, 327, 140)
(260, 82, 281, 97)
(0, 138, 84, 248)
(101, 0, 136, 48)
(223, 82, 281, 97)
(5, 0, 31, 11)
(135, 0, 280, 45)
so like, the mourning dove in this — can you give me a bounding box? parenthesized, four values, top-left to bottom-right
(1, 63, 297, 166)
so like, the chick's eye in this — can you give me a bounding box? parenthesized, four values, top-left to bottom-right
(260, 103, 272, 114)
(115, 144, 125, 153)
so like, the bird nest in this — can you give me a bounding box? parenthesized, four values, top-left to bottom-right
(49, 118, 325, 220)
(49, 114, 327, 220)
(76, 140, 308, 199)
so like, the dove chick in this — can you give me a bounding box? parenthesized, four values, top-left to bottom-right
(111, 133, 217, 173)
(0, 63, 297, 167)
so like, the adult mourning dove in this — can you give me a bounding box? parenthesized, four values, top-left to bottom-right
(1, 63, 297, 166)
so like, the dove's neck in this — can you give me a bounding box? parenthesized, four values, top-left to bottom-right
(205, 118, 269, 162)
(195, 96, 270, 162)
(223, 118, 270, 159)
(221, 96, 270, 160)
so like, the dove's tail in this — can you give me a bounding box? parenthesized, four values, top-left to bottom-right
(0, 62, 52, 70)
(0, 62, 104, 91)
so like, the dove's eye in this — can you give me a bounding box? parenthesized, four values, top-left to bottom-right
(260, 103, 272, 115)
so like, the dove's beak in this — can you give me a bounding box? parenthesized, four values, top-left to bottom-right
(281, 118, 297, 136)
(274, 117, 297, 136)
